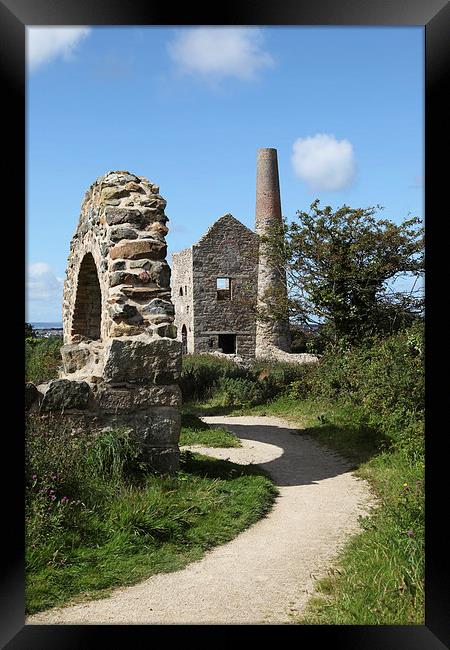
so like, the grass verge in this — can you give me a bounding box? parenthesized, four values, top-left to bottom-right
(179, 412, 241, 448)
(26, 417, 275, 615)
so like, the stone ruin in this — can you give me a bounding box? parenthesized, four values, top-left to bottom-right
(172, 214, 259, 359)
(26, 150, 316, 474)
(26, 171, 182, 473)
(172, 148, 318, 364)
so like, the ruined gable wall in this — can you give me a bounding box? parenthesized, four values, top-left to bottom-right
(191, 215, 258, 358)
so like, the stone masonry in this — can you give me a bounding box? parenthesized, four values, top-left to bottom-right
(27, 171, 182, 473)
(172, 149, 317, 364)
(172, 215, 259, 359)
(255, 148, 291, 357)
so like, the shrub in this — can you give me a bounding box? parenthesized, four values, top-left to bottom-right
(213, 377, 268, 407)
(25, 323, 36, 339)
(180, 354, 251, 401)
(181, 354, 314, 405)
(297, 322, 424, 455)
(252, 360, 313, 397)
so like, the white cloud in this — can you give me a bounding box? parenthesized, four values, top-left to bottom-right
(27, 27, 91, 71)
(167, 27, 274, 81)
(291, 134, 356, 191)
(26, 263, 63, 302)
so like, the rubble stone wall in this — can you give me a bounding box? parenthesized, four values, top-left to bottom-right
(27, 171, 182, 473)
(190, 214, 259, 359)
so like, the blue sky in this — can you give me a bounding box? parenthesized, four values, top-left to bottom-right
(26, 26, 424, 322)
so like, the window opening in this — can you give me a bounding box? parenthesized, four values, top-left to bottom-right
(216, 277, 232, 301)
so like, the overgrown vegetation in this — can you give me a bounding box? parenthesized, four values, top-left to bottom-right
(180, 353, 311, 408)
(25, 414, 276, 614)
(25, 335, 62, 384)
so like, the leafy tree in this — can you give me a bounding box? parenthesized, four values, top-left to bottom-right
(25, 322, 36, 339)
(262, 200, 424, 348)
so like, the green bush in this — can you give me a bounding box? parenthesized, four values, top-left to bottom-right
(26, 416, 146, 543)
(25, 336, 62, 384)
(180, 354, 251, 401)
(289, 322, 424, 456)
(252, 360, 313, 399)
(213, 377, 268, 407)
(181, 354, 313, 405)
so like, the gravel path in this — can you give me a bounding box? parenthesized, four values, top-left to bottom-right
(27, 415, 374, 625)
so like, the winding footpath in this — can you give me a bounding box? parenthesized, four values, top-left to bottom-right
(28, 415, 375, 625)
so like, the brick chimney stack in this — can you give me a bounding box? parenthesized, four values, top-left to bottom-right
(255, 148, 291, 357)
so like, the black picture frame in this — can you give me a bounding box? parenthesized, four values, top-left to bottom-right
(3, 1, 448, 647)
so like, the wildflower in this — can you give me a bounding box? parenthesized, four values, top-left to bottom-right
(407, 530, 414, 538)
(32, 475, 37, 481)
(51, 495, 56, 501)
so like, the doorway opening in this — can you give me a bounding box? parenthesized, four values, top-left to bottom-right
(218, 333, 236, 354)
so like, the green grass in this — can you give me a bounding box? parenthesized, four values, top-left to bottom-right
(179, 413, 241, 448)
(25, 336, 62, 384)
(297, 450, 424, 624)
(26, 439, 276, 615)
(223, 394, 424, 625)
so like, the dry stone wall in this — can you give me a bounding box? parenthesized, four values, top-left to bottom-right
(27, 171, 182, 473)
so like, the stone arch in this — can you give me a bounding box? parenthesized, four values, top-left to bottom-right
(62, 170, 173, 348)
(71, 253, 102, 340)
(56, 170, 182, 473)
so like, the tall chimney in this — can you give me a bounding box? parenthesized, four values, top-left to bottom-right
(255, 148, 291, 357)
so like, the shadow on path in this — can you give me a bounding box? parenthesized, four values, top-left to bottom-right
(200, 417, 355, 488)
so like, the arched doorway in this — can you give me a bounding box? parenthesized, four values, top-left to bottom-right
(71, 253, 102, 340)
(181, 325, 188, 355)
